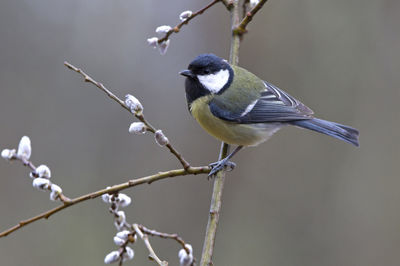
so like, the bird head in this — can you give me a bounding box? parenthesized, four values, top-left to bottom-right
(180, 54, 233, 94)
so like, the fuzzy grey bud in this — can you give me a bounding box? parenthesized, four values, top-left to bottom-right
(122, 246, 134, 261)
(113, 236, 125, 246)
(114, 211, 126, 230)
(50, 184, 62, 194)
(32, 177, 50, 190)
(179, 10, 193, 21)
(1, 149, 15, 160)
(35, 165, 51, 178)
(116, 211, 126, 223)
(116, 230, 131, 241)
(117, 193, 132, 208)
(155, 25, 172, 34)
(102, 193, 111, 203)
(178, 244, 193, 266)
(49, 184, 62, 201)
(49, 191, 58, 201)
(104, 251, 120, 264)
(125, 94, 143, 115)
(128, 122, 147, 135)
(155, 130, 169, 146)
(17, 136, 31, 160)
(158, 40, 170, 55)
(147, 37, 158, 48)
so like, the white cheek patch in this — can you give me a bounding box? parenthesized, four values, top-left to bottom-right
(197, 69, 230, 94)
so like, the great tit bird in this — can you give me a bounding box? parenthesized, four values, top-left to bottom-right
(180, 54, 359, 176)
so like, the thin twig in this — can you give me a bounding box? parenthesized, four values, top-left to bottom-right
(19, 157, 36, 171)
(0, 166, 210, 238)
(64, 61, 190, 170)
(200, 0, 242, 265)
(199, 143, 230, 266)
(242, 0, 249, 20)
(234, 0, 269, 35)
(105, 208, 136, 266)
(157, 0, 222, 44)
(108, 202, 187, 265)
(221, 0, 234, 10)
(117, 237, 133, 266)
(9, 155, 71, 203)
(139, 225, 190, 254)
(133, 224, 168, 266)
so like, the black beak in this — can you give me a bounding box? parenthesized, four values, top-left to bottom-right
(179, 69, 195, 78)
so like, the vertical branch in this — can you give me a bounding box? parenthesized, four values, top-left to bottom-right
(200, 1, 241, 265)
(229, 0, 242, 66)
(199, 143, 229, 266)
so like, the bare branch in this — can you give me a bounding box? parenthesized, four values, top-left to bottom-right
(106, 199, 193, 265)
(200, 0, 243, 264)
(200, 143, 230, 266)
(64, 61, 190, 170)
(139, 225, 190, 254)
(221, 0, 234, 10)
(234, 0, 269, 35)
(133, 224, 168, 266)
(157, 0, 222, 44)
(242, 0, 250, 20)
(0, 166, 210, 238)
(6, 153, 71, 203)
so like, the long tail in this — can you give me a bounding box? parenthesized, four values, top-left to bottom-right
(290, 118, 359, 147)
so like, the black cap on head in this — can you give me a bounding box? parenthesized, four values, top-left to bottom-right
(187, 54, 229, 76)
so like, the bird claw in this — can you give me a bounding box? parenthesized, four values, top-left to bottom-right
(208, 159, 236, 179)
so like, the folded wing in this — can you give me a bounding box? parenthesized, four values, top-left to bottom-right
(209, 81, 313, 123)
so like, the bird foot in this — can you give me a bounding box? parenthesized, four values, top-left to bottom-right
(208, 158, 236, 179)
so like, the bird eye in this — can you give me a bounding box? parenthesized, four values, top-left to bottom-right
(203, 69, 210, 75)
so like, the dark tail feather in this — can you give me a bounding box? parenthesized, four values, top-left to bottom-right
(290, 118, 359, 147)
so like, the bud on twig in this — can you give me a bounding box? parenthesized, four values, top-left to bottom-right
(158, 40, 170, 55)
(114, 210, 126, 231)
(116, 211, 126, 223)
(113, 236, 126, 246)
(116, 193, 132, 208)
(178, 244, 193, 266)
(49, 184, 62, 201)
(1, 149, 15, 160)
(51, 184, 62, 193)
(122, 246, 135, 262)
(129, 122, 147, 135)
(102, 193, 111, 203)
(116, 230, 131, 241)
(147, 37, 159, 48)
(32, 177, 50, 190)
(125, 94, 143, 115)
(179, 10, 193, 21)
(155, 130, 169, 146)
(35, 165, 51, 178)
(104, 251, 120, 264)
(17, 136, 31, 160)
(49, 192, 58, 201)
(155, 25, 172, 34)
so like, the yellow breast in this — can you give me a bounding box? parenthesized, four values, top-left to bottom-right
(190, 96, 281, 146)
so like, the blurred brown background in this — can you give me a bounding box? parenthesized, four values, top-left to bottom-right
(0, 0, 399, 265)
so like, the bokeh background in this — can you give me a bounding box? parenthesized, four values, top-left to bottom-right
(0, 0, 399, 265)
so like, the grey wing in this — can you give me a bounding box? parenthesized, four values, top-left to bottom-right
(209, 81, 314, 123)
